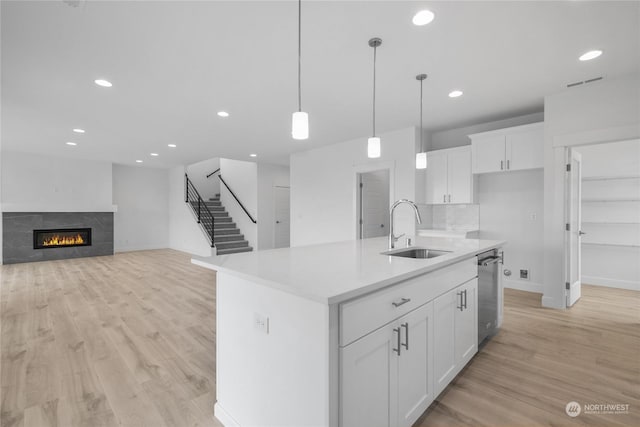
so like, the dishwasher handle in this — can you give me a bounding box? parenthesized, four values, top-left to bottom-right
(478, 251, 504, 267)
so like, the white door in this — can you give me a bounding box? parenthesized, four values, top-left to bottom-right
(433, 288, 457, 397)
(397, 302, 434, 427)
(273, 186, 290, 248)
(447, 149, 472, 204)
(359, 170, 390, 239)
(506, 129, 544, 171)
(471, 135, 506, 174)
(341, 324, 398, 427)
(454, 279, 478, 366)
(425, 151, 448, 204)
(566, 149, 583, 307)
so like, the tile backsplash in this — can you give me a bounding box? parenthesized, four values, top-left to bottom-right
(418, 204, 479, 231)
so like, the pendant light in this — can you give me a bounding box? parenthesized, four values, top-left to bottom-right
(367, 38, 382, 158)
(291, 0, 308, 140)
(415, 73, 428, 169)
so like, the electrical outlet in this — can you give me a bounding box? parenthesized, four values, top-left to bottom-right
(254, 313, 269, 334)
(520, 269, 530, 280)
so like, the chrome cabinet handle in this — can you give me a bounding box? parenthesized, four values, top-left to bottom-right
(393, 327, 401, 355)
(443, 194, 446, 203)
(392, 297, 411, 308)
(448, 194, 451, 203)
(501, 160, 504, 170)
(579, 230, 587, 236)
(401, 322, 409, 350)
(456, 291, 463, 311)
(463, 289, 468, 310)
(507, 160, 510, 170)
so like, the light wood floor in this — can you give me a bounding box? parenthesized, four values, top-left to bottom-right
(2, 250, 639, 427)
(417, 284, 640, 427)
(1, 250, 221, 427)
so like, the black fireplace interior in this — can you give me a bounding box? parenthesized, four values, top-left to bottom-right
(33, 228, 92, 249)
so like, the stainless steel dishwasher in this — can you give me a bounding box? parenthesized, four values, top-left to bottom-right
(477, 249, 503, 346)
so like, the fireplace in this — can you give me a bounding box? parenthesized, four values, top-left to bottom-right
(33, 228, 92, 249)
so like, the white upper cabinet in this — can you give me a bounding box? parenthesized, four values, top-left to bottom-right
(470, 122, 544, 174)
(425, 146, 473, 205)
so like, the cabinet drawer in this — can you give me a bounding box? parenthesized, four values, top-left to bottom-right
(340, 258, 477, 347)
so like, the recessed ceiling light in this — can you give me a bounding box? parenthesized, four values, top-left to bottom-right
(217, 111, 230, 117)
(249, 154, 257, 157)
(65, 142, 77, 146)
(136, 160, 143, 163)
(150, 153, 159, 156)
(412, 10, 435, 26)
(168, 144, 177, 148)
(448, 90, 463, 98)
(72, 128, 85, 133)
(94, 79, 113, 87)
(579, 50, 603, 61)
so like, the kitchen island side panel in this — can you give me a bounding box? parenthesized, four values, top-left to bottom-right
(215, 271, 331, 427)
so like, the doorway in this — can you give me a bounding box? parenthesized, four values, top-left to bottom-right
(357, 169, 390, 239)
(273, 186, 290, 248)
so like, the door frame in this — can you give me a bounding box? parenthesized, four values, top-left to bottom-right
(353, 161, 395, 240)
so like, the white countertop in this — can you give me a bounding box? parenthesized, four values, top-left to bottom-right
(192, 236, 505, 305)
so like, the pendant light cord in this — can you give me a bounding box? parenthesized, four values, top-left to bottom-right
(420, 78, 423, 152)
(372, 44, 377, 136)
(297, 0, 302, 112)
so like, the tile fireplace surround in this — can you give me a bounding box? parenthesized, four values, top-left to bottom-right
(2, 212, 114, 264)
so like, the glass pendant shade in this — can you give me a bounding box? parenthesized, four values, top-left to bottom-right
(416, 152, 427, 169)
(367, 137, 381, 158)
(291, 111, 309, 140)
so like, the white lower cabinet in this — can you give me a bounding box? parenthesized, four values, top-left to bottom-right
(341, 302, 434, 427)
(433, 278, 478, 397)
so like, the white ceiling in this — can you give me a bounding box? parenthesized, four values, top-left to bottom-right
(2, 1, 639, 167)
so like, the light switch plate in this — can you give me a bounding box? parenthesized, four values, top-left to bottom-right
(254, 313, 269, 334)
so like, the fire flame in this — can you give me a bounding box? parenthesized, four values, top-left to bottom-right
(42, 233, 85, 247)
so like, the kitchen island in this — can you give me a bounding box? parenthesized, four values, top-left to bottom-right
(193, 235, 505, 427)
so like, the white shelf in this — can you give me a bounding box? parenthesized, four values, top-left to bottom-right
(582, 175, 640, 182)
(582, 242, 640, 248)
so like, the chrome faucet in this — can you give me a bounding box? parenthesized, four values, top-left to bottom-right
(389, 199, 422, 249)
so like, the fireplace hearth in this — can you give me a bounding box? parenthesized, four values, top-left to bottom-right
(33, 228, 92, 249)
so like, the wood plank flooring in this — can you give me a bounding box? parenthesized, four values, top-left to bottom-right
(2, 250, 639, 427)
(1, 250, 221, 427)
(417, 284, 640, 427)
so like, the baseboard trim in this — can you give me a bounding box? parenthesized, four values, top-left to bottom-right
(503, 279, 543, 293)
(582, 275, 640, 291)
(542, 295, 564, 309)
(114, 244, 168, 253)
(214, 403, 240, 427)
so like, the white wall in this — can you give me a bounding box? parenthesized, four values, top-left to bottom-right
(168, 166, 213, 257)
(429, 112, 544, 151)
(187, 157, 220, 200)
(219, 158, 258, 250)
(112, 164, 170, 252)
(478, 170, 544, 292)
(290, 127, 417, 247)
(1, 151, 113, 212)
(257, 163, 290, 250)
(543, 75, 640, 308)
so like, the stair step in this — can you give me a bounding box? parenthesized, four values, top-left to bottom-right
(215, 240, 249, 250)
(217, 246, 253, 255)
(210, 228, 240, 236)
(209, 197, 220, 202)
(214, 234, 244, 243)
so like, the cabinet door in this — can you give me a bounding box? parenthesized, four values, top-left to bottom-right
(341, 324, 398, 427)
(454, 279, 478, 366)
(447, 149, 472, 204)
(471, 135, 506, 174)
(506, 129, 543, 171)
(397, 302, 434, 427)
(433, 288, 457, 397)
(425, 151, 448, 204)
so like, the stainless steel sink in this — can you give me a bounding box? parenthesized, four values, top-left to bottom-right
(382, 248, 451, 259)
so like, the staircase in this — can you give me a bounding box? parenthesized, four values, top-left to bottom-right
(191, 194, 253, 255)
(185, 173, 253, 255)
